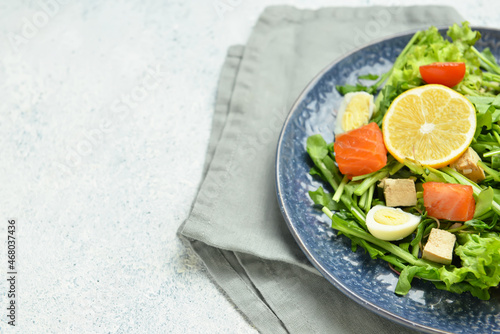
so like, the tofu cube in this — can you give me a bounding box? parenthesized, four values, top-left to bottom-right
(450, 147, 485, 183)
(422, 228, 456, 265)
(380, 178, 417, 207)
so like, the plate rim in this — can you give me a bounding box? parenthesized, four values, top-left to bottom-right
(275, 25, 500, 334)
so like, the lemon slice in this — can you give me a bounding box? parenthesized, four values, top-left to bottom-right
(382, 84, 476, 168)
(334, 92, 374, 135)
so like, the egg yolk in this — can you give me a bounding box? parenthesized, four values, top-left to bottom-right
(342, 94, 372, 131)
(373, 208, 409, 226)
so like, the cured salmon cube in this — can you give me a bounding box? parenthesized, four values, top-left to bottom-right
(334, 122, 387, 178)
(423, 182, 475, 221)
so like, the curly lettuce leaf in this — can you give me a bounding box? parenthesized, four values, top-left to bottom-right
(388, 23, 483, 95)
(433, 233, 500, 300)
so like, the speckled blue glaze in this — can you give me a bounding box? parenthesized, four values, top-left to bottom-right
(276, 28, 500, 334)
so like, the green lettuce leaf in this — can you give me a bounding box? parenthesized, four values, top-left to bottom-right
(431, 233, 500, 300)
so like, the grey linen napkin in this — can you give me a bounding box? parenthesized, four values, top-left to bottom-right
(179, 5, 463, 333)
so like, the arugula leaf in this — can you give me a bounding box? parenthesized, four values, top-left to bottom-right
(477, 48, 500, 74)
(306, 134, 329, 161)
(372, 84, 403, 125)
(358, 74, 379, 80)
(306, 134, 367, 225)
(395, 265, 439, 296)
(309, 187, 344, 211)
(474, 187, 494, 217)
(468, 95, 496, 106)
(403, 159, 456, 184)
(473, 47, 500, 77)
(465, 217, 498, 232)
(323, 207, 434, 266)
(476, 111, 493, 139)
(336, 84, 375, 95)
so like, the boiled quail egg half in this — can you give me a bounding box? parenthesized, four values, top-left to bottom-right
(366, 205, 421, 241)
(334, 91, 375, 135)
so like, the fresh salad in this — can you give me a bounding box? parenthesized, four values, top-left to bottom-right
(307, 22, 500, 300)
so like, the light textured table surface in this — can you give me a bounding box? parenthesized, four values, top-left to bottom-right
(1, 0, 500, 333)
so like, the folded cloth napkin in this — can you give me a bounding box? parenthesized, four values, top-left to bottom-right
(179, 5, 463, 333)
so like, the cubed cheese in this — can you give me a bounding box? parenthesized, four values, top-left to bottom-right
(380, 178, 417, 207)
(422, 228, 456, 265)
(450, 147, 485, 183)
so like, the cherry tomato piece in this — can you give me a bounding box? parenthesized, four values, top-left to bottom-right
(419, 62, 466, 87)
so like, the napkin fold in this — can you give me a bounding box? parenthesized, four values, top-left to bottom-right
(179, 5, 463, 333)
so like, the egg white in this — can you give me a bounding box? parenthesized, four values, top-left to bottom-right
(366, 205, 421, 241)
(334, 91, 374, 135)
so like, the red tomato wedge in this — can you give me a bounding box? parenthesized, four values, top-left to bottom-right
(334, 122, 387, 178)
(419, 62, 466, 87)
(423, 182, 475, 221)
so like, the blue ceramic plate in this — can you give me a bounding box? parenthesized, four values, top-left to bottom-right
(276, 27, 500, 334)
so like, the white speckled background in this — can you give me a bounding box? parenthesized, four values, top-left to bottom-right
(0, 0, 499, 333)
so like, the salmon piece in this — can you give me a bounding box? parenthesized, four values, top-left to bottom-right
(423, 182, 475, 221)
(334, 122, 387, 178)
